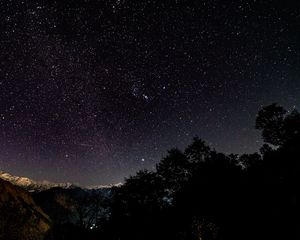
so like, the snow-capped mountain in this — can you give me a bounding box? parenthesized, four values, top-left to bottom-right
(87, 182, 123, 189)
(0, 171, 122, 192)
(0, 171, 78, 192)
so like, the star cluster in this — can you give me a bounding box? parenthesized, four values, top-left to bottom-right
(0, 1, 299, 185)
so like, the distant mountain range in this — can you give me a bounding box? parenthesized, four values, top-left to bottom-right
(0, 171, 122, 192)
(0, 171, 121, 234)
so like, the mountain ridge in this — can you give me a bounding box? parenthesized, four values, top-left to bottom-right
(0, 171, 122, 192)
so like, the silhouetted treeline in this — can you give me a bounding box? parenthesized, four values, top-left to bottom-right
(98, 103, 299, 240)
(45, 103, 299, 240)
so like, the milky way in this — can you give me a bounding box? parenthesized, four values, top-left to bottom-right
(0, 1, 299, 185)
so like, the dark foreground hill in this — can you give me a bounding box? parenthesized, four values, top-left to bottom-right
(33, 186, 112, 227)
(0, 178, 51, 240)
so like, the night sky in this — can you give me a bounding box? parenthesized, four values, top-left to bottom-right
(0, 1, 299, 185)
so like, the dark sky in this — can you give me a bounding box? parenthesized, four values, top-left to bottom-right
(0, 0, 299, 185)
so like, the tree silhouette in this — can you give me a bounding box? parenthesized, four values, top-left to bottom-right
(156, 148, 190, 194)
(256, 103, 300, 147)
(63, 103, 300, 240)
(256, 103, 287, 146)
(185, 137, 211, 164)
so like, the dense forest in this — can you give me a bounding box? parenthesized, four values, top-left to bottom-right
(41, 103, 299, 240)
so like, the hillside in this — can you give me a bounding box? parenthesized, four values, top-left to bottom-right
(0, 178, 51, 240)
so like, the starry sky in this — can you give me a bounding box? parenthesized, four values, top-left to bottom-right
(0, 0, 299, 185)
